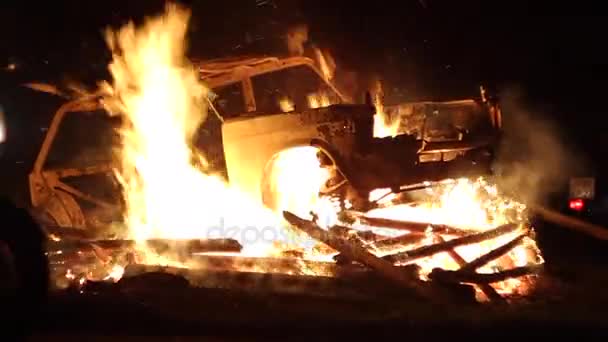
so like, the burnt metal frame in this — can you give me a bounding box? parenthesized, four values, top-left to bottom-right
(29, 96, 116, 228)
(200, 56, 348, 114)
(387, 99, 502, 163)
(29, 56, 346, 228)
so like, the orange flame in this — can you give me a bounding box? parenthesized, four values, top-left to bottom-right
(307, 91, 332, 109)
(96, 5, 542, 299)
(313, 47, 336, 81)
(359, 178, 542, 297)
(372, 80, 400, 138)
(102, 5, 277, 257)
(278, 96, 294, 112)
(101, 5, 335, 261)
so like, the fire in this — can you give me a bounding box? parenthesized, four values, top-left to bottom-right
(305, 48, 337, 109)
(307, 92, 332, 109)
(104, 265, 125, 282)
(100, 4, 333, 261)
(90, 4, 541, 299)
(313, 47, 336, 82)
(366, 179, 524, 229)
(270, 147, 340, 230)
(101, 4, 285, 258)
(372, 80, 400, 138)
(266, 147, 332, 221)
(278, 96, 294, 112)
(359, 178, 542, 297)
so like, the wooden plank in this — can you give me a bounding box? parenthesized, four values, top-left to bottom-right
(435, 236, 503, 302)
(429, 265, 544, 284)
(530, 204, 608, 241)
(359, 216, 474, 236)
(383, 223, 520, 264)
(459, 234, 527, 273)
(283, 211, 436, 300)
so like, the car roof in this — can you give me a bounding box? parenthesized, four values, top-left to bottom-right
(192, 55, 318, 88)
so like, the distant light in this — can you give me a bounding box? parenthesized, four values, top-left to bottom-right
(569, 198, 585, 212)
(0, 105, 6, 143)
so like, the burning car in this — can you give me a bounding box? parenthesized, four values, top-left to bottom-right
(22, 5, 548, 306)
(28, 54, 502, 231)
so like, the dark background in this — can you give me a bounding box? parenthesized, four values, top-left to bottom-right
(0, 0, 606, 203)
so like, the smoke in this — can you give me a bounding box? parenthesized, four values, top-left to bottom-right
(493, 87, 589, 205)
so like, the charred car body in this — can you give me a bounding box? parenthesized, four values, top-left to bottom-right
(28, 55, 502, 231)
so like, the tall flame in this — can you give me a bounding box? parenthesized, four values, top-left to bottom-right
(372, 80, 400, 138)
(94, 5, 541, 299)
(102, 5, 206, 241)
(313, 47, 336, 82)
(101, 4, 293, 256)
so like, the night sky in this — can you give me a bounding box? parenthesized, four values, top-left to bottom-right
(1, 2, 606, 102)
(0, 1, 606, 200)
(1, 2, 605, 106)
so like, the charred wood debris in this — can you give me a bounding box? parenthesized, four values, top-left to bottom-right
(41, 206, 553, 307)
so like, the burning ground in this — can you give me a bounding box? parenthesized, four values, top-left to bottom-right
(45, 4, 547, 308)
